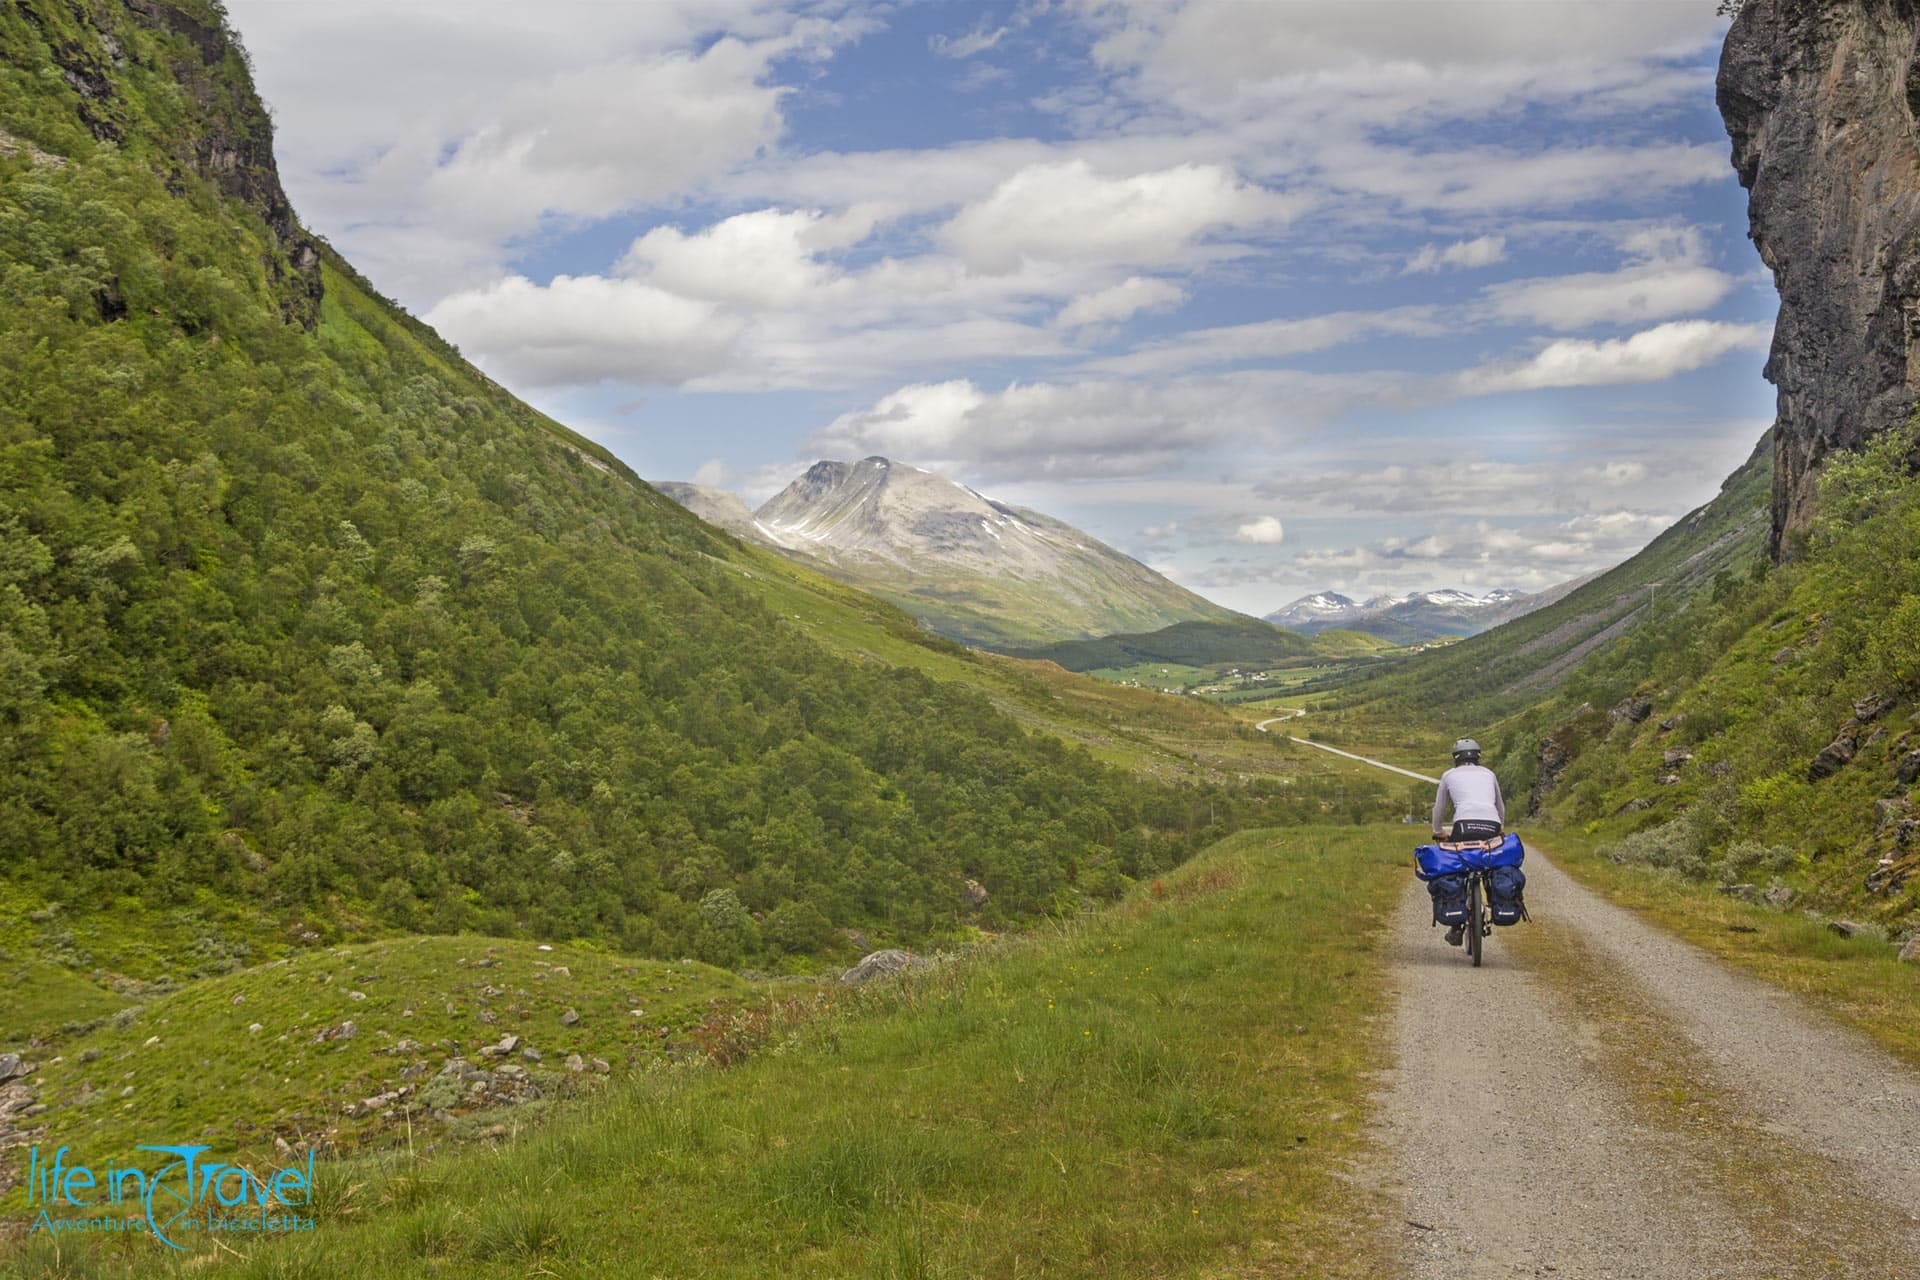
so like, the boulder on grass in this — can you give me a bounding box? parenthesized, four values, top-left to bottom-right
(838, 949, 928, 986)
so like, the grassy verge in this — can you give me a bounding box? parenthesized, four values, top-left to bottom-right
(2, 825, 1409, 1279)
(1535, 830, 1920, 1067)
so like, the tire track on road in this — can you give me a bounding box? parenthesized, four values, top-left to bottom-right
(1288, 721, 1920, 1276)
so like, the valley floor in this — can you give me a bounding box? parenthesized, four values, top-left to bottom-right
(10, 729, 1920, 1278)
(2, 826, 1412, 1278)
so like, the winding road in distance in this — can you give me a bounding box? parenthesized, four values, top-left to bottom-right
(1255, 706, 1920, 1277)
(1254, 708, 1439, 784)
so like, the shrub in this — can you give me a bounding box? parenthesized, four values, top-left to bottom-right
(1719, 839, 1800, 882)
(1603, 815, 1708, 878)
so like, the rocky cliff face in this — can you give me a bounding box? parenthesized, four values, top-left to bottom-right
(1719, 0, 1920, 556)
(23, 0, 323, 326)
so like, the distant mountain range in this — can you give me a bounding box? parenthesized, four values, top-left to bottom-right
(655, 458, 1242, 648)
(1265, 583, 1585, 643)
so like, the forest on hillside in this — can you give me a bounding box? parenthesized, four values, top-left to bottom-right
(0, 1, 1316, 974)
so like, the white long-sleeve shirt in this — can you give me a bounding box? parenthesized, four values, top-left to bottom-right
(1433, 763, 1505, 831)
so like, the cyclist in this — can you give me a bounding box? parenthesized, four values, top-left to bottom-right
(1432, 737, 1504, 945)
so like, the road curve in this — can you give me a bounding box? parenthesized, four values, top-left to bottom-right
(1254, 709, 1440, 785)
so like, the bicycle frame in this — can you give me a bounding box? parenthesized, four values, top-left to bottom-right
(1462, 868, 1491, 967)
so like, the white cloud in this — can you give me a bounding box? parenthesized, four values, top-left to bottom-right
(1067, 0, 1717, 128)
(1272, 506, 1677, 598)
(685, 457, 801, 506)
(808, 380, 987, 460)
(932, 21, 1009, 59)
(1320, 140, 1729, 215)
(1480, 223, 1735, 330)
(424, 274, 743, 388)
(1484, 263, 1735, 330)
(1234, 516, 1286, 544)
(941, 160, 1295, 274)
(1405, 235, 1507, 274)
(1259, 458, 1657, 518)
(1093, 306, 1444, 376)
(1055, 277, 1188, 329)
(1455, 320, 1771, 395)
(618, 207, 879, 307)
(1381, 534, 1448, 559)
(227, 2, 870, 301)
(811, 370, 1393, 479)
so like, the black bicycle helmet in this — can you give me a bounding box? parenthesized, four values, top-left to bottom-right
(1451, 737, 1481, 764)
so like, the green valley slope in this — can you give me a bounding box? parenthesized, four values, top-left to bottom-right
(1337, 425, 1920, 936)
(1337, 431, 1773, 724)
(0, 0, 1259, 995)
(1005, 618, 1401, 702)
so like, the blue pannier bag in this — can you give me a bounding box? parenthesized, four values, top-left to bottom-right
(1461, 832, 1525, 870)
(1413, 843, 1466, 880)
(1427, 873, 1469, 926)
(1487, 864, 1528, 925)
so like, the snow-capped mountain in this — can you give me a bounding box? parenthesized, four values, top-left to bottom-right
(1265, 586, 1546, 641)
(654, 458, 1242, 648)
(1270, 592, 1361, 626)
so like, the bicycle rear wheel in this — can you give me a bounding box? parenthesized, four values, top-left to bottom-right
(1467, 876, 1483, 967)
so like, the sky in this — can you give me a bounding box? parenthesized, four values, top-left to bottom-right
(224, 0, 1776, 617)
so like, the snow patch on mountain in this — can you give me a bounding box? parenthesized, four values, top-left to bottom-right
(1265, 586, 1555, 640)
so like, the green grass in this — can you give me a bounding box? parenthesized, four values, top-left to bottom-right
(1307, 630, 1397, 657)
(1008, 623, 1408, 709)
(1, 825, 1410, 1278)
(819, 564, 1239, 652)
(0, 937, 750, 1187)
(0, 958, 126, 1044)
(714, 539, 1278, 784)
(1087, 661, 1216, 687)
(1005, 619, 1315, 672)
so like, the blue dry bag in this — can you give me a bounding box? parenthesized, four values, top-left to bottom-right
(1427, 874, 1469, 925)
(1487, 864, 1528, 925)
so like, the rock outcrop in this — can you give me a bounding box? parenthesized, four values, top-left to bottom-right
(30, 2, 324, 327)
(1719, 1, 1920, 557)
(838, 948, 928, 985)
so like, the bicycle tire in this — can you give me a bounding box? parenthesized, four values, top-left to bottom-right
(1467, 875, 1483, 967)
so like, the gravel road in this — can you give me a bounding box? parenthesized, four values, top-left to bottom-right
(1375, 847, 1920, 1279)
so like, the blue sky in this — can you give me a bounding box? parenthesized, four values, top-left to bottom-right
(227, 0, 1774, 616)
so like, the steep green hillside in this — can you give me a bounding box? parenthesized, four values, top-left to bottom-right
(850, 564, 1240, 651)
(1339, 431, 1773, 723)
(0, 0, 1250, 986)
(1006, 618, 1318, 672)
(1500, 429, 1920, 934)
(1310, 629, 1399, 657)
(1336, 425, 1917, 934)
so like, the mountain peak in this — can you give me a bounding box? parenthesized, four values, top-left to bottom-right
(1266, 584, 1554, 641)
(660, 458, 1241, 646)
